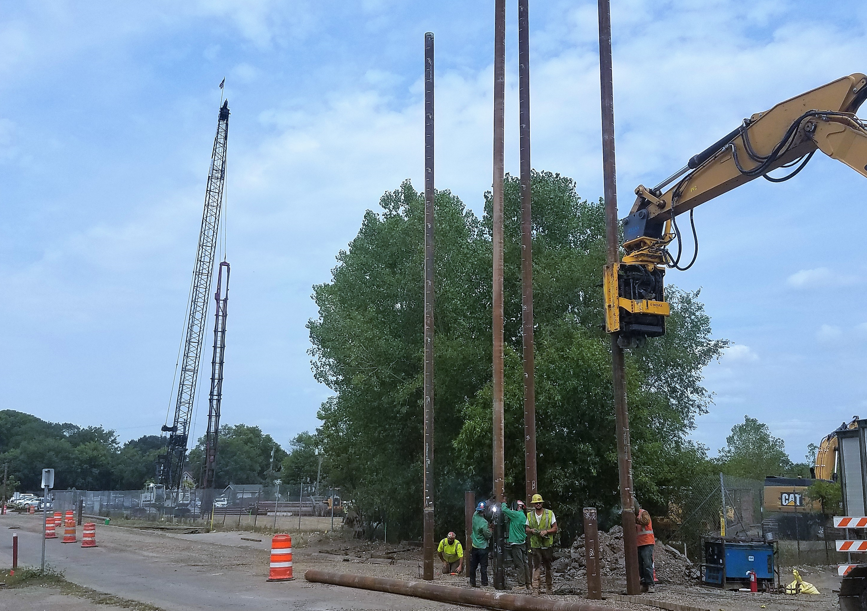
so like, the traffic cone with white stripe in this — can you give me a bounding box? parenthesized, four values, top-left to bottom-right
(53, 512, 62, 528)
(45, 519, 57, 539)
(267, 534, 294, 581)
(62, 518, 77, 543)
(81, 522, 97, 548)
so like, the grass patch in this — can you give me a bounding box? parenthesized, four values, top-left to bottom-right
(1, 566, 166, 610)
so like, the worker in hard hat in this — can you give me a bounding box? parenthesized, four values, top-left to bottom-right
(525, 493, 557, 595)
(635, 501, 655, 593)
(469, 501, 492, 587)
(437, 531, 464, 574)
(500, 493, 530, 590)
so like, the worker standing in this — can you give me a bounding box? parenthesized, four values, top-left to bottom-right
(635, 501, 655, 593)
(469, 501, 492, 587)
(525, 493, 557, 595)
(500, 493, 530, 590)
(437, 531, 464, 574)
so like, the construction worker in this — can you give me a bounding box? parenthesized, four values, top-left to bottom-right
(635, 501, 655, 593)
(525, 493, 557, 595)
(437, 531, 464, 574)
(500, 493, 530, 590)
(469, 501, 492, 587)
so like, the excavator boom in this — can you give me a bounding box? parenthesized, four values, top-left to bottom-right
(605, 74, 867, 346)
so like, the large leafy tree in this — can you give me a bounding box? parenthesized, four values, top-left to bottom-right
(718, 416, 793, 480)
(187, 424, 286, 488)
(281, 432, 326, 486)
(310, 172, 726, 539)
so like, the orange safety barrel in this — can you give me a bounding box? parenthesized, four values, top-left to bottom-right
(65, 510, 74, 524)
(81, 522, 97, 548)
(28, 505, 35, 514)
(45, 519, 57, 539)
(267, 534, 294, 581)
(53, 512, 62, 527)
(62, 518, 77, 543)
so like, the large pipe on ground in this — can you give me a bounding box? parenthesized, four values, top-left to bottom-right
(305, 570, 614, 611)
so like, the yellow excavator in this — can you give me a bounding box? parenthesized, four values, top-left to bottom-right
(603, 74, 867, 609)
(813, 418, 860, 482)
(604, 73, 867, 347)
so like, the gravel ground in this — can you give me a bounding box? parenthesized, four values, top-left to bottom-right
(0, 513, 845, 611)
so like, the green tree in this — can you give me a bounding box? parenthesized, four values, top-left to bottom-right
(718, 416, 793, 480)
(188, 425, 286, 488)
(806, 479, 842, 515)
(281, 432, 324, 485)
(310, 173, 726, 538)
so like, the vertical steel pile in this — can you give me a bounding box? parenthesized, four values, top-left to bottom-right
(596, 0, 641, 595)
(583, 508, 602, 599)
(492, 0, 506, 505)
(422, 31, 436, 582)
(518, 0, 537, 504)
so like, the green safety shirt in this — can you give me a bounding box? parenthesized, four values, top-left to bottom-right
(437, 538, 463, 562)
(471, 512, 492, 549)
(526, 508, 556, 549)
(500, 503, 527, 545)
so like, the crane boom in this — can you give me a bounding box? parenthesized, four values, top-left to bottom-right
(159, 100, 230, 490)
(202, 261, 230, 494)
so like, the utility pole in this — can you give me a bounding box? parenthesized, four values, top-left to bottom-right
(597, 0, 641, 594)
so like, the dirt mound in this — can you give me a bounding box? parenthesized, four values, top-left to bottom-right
(555, 525, 701, 585)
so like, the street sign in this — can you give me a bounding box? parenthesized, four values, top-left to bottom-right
(41, 469, 54, 489)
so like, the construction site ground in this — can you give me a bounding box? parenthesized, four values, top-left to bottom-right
(0, 512, 840, 611)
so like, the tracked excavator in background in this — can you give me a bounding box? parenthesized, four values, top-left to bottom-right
(602, 74, 867, 609)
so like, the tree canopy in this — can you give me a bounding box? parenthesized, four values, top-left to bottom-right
(187, 424, 287, 488)
(717, 416, 794, 480)
(0, 410, 162, 491)
(309, 172, 727, 539)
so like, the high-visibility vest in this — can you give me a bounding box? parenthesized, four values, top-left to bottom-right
(636, 511, 655, 547)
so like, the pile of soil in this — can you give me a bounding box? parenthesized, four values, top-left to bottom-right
(555, 526, 701, 585)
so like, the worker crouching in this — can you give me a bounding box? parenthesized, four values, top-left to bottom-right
(437, 531, 464, 575)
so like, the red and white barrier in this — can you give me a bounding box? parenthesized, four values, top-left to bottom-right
(835, 517, 867, 528)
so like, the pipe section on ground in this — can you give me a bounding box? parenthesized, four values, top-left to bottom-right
(305, 569, 615, 611)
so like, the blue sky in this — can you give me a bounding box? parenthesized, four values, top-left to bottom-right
(3, 0, 867, 467)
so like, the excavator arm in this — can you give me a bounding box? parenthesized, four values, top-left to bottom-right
(605, 73, 867, 346)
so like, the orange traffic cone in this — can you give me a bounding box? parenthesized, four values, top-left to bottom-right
(81, 523, 97, 548)
(45, 519, 57, 539)
(65, 510, 74, 524)
(28, 505, 35, 515)
(267, 534, 294, 581)
(53, 512, 62, 527)
(62, 519, 77, 543)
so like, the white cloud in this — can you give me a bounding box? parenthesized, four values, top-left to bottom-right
(817, 324, 843, 342)
(725, 344, 759, 362)
(787, 267, 857, 289)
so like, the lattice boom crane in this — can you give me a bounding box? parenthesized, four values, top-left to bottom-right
(158, 100, 230, 490)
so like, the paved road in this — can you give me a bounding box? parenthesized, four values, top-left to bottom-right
(0, 513, 464, 611)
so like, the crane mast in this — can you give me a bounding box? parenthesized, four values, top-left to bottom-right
(202, 261, 230, 494)
(159, 100, 230, 490)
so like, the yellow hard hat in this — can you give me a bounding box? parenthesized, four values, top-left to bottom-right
(531, 494, 543, 504)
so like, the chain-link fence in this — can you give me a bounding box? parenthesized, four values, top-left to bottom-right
(45, 483, 346, 531)
(666, 473, 764, 560)
(665, 473, 845, 567)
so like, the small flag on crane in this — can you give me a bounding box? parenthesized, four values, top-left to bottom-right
(219, 78, 225, 89)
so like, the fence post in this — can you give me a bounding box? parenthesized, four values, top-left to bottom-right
(254, 491, 259, 528)
(719, 472, 726, 537)
(298, 484, 303, 531)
